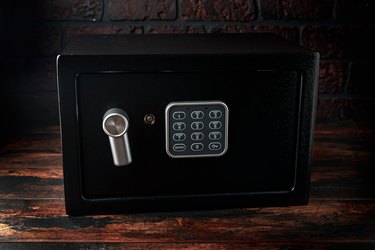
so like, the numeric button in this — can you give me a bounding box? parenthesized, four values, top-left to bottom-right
(191, 111, 204, 119)
(209, 132, 222, 140)
(172, 111, 186, 120)
(173, 122, 186, 131)
(209, 110, 222, 119)
(191, 132, 204, 141)
(191, 122, 204, 130)
(209, 121, 222, 129)
(173, 133, 186, 141)
(191, 143, 204, 151)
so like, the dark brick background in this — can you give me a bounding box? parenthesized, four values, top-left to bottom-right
(1, 0, 374, 138)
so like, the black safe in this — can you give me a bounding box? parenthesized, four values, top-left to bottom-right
(57, 34, 319, 215)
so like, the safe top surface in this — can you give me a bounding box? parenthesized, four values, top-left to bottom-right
(61, 33, 308, 56)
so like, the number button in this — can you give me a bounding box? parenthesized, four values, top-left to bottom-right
(209, 121, 222, 129)
(209, 132, 222, 140)
(209, 142, 222, 151)
(191, 111, 204, 119)
(191, 132, 204, 141)
(172, 111, 186, 120)
(209, 110, 222, 119)
(191, 143, 204, 151)
(191, 122, 204, 130)
(173, 144, 186, 152)
(173, 122, 186, 131)
(173, 133, 186, 141)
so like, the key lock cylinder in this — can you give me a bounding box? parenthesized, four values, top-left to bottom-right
(102, 108, 132, 166)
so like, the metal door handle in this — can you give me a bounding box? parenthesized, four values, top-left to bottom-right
(102, 108, 132, 166)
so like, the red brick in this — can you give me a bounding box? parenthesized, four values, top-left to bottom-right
(245, 25, 299, 42)
(302, 26, 344, 59)
(35, 0, 102, 21)
(318, 62, 345, 94)
(302, 26, 375, 59)
(131, 27, 144, 34)
(146, 25, 205, 34)
(66, 25, 145, 38)
(67, 25, 145, 35)
(261, 0, 334, 19)
(209, 25, 298, 42)
(107, 0, 176, 20)
(182, 0, 255, 21)
(336, 0, 375, 22)
(1, 0, 101, 21)
(66, 25, 131, 38)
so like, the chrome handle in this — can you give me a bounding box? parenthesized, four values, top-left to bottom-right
(102, 108, 132, 166)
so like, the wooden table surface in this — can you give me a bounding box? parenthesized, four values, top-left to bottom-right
(0, 123, 374, 249)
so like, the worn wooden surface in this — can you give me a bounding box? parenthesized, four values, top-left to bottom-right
(0, 123, 374, 249)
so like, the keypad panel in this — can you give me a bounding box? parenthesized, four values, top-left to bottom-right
(166, 101, 228, 157)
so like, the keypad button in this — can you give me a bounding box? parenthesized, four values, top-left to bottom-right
(209, 131, 222, 140)
(191, 143, 204, 151)
(191, 132, 204, 141)
(209, 121, 222, 129)
(191, 111, 204, 119)
(191, 121, 204, 130)
(172, 111, 186, 120)
(173, 122, 186, 131)
(173, 144, 186, 152)
(209, 142, 222, 151)
(209, 110, 222, 119)
(173, 133, 186, 141)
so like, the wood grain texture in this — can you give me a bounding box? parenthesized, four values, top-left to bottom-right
(0, 124, 374, 248)
(0, 199, 374, 243)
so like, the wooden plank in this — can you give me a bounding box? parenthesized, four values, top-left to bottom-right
(0, 153, 374, 200)
(0, 176, 64, 199)
(0, 199, 374, 243)
(0, 124, 373, 158)
(0, 160, 64, 198)
(311, 132, 375, 200)
(0, 134, 60, 155)
(315, 121, 375, 137)
(0, 151, 64, 199)
(0, 132, 373, 200)
(1, 139, 370, 170)
(313, 135, 374, 165)
(0, 168, 62, 179)
(0, 153, 61, 169)
(0, 166, 373, 200)
(0, 242, 374, 249)
(0, 125, 374, 246)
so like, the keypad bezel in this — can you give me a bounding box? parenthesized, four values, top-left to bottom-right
(165, 101, 229, 158)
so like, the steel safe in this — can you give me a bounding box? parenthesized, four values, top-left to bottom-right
(57, 34, 319, 215)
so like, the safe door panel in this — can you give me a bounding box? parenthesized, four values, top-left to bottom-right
(76, 71, 300, 198)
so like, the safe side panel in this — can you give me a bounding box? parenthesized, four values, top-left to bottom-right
(76, 71, 300, 198)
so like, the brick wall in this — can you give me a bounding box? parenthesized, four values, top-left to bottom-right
(1, 0, 374, 133)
